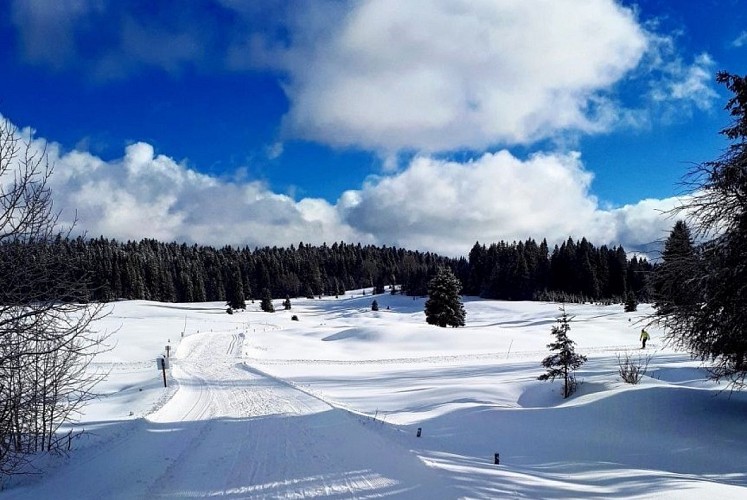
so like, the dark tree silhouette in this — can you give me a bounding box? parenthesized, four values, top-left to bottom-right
(539, 306, 587, 398)
(655, 72, 747, 387)
(425, 267, 466, 327)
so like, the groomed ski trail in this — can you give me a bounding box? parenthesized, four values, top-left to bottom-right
(6, 330, 456, 499)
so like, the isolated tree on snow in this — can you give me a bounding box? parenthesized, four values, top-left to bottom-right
(371, 299, 379, 311)
(425, 267, 466, 327)
(0, 118, 107, 476)
(260, 288, 274, 313)
(624, 291, 638, 312)
(655, 72, 747, 387)
(283, 295, 292, 310)
(539, 306, 587, 398)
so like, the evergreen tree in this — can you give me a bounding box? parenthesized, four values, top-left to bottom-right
(260, 288, 275, 313)
(539, 306, 587, 398)
(371, 299, 379, 311)
(424, 267, 466, 327)
(225, 264, 246, 310)
(624, 291, 638, 312)
(651, 221, 699, 315)
(657, 72, 747, 386)
(283, 295, 292, 310)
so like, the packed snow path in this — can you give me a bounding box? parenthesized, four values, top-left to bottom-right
(7, 330, 455, 499)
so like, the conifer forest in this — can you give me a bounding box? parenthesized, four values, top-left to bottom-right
(4, 236, 651, 305)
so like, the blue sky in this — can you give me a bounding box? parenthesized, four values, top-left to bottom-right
(1, 1, 745, 256)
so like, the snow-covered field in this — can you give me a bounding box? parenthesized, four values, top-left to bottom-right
(3, 291, 747, 499)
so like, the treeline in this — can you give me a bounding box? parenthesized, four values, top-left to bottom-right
(466, 238, 651, 303)
(2, 236, 651, 304)
(11, 237, 453, 303)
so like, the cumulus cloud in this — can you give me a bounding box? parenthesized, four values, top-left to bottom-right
(3, 117, 678, 257)
(340, 152, 679, 256)
(9, 1, 718, 151)
(279, 0, 648, 152)
(7, 121, 368, 249)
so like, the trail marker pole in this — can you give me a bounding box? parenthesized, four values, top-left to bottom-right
(157, 356, 168, 387)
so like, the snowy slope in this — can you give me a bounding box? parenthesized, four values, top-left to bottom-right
(3, 293, 747, 499)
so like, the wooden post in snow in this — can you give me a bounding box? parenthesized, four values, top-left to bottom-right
(157, 356, 168, 387)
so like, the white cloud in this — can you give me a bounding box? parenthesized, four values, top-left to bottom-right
(646, 48, 718, 113)
(6, 121, 367, 248)
(266, 142, 284, 160)
(278, 0, 648, 152)
(732, 31, 747, 48)
(340, 151, 678, 256)
(3, 117, 678, 258)
(9, 1, 717, 151)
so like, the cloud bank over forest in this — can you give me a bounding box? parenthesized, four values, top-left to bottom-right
(4, 0, 711, 256)
(7, 119, 680, 256)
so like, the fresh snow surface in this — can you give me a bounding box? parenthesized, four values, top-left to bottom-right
(3, 292, 747, 499)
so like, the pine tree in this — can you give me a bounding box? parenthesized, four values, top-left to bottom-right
(371, 299, 379, 311)
(624, 291, 638, 312)
(539, 306, 587, 398)
(260, 288, 274, 313)
(424, 267, 466, 327)
(283, 295, 292, 310)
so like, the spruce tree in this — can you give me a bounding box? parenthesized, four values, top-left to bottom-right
(624, 291, 638, 312)
(651, 221, 698, 316)
(283, 295, 292, 310)
(371, 299, 379, 311)
(225, 265, 246, 310)
(658, 73, 747, 386)
(260, 288, 275, 313)
(424, 267, 466, 327)
(539, 306, 587, 398)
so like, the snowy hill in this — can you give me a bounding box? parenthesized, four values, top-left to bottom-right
(3, 293, 747, 499)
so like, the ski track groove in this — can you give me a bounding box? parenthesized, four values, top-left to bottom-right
(246, 343, 648, 367)
(8, 328, 461, 499)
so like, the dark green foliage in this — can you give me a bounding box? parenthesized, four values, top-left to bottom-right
(260, 288, 274, 313)
(283, 296, 292, 310)
(6, 233, 650, 307)
(425, 267, 466, 327)
(655, 73, 747, 386)
(467, 238, 650, 303)
(7, 238, 456, 304)
(624, 291, 638, 312)
(651, 221, 698, 315)
(539, 306, 587, 398)
(373, 276, 386, 295)
(225, 263, 246, 310)
(371, 299, 379, 311)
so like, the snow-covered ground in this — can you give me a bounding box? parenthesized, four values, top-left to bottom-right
(3, 292, 747, 499)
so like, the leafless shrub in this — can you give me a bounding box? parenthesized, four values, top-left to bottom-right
(617, 351, 652, 384)
(0, 118, 109, 478)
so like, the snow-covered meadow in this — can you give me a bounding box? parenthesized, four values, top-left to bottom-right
(3, 291, 747, 499)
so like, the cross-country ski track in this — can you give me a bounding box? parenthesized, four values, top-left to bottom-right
(4, 295, 747, 499)
(5, 330, 457, 499)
